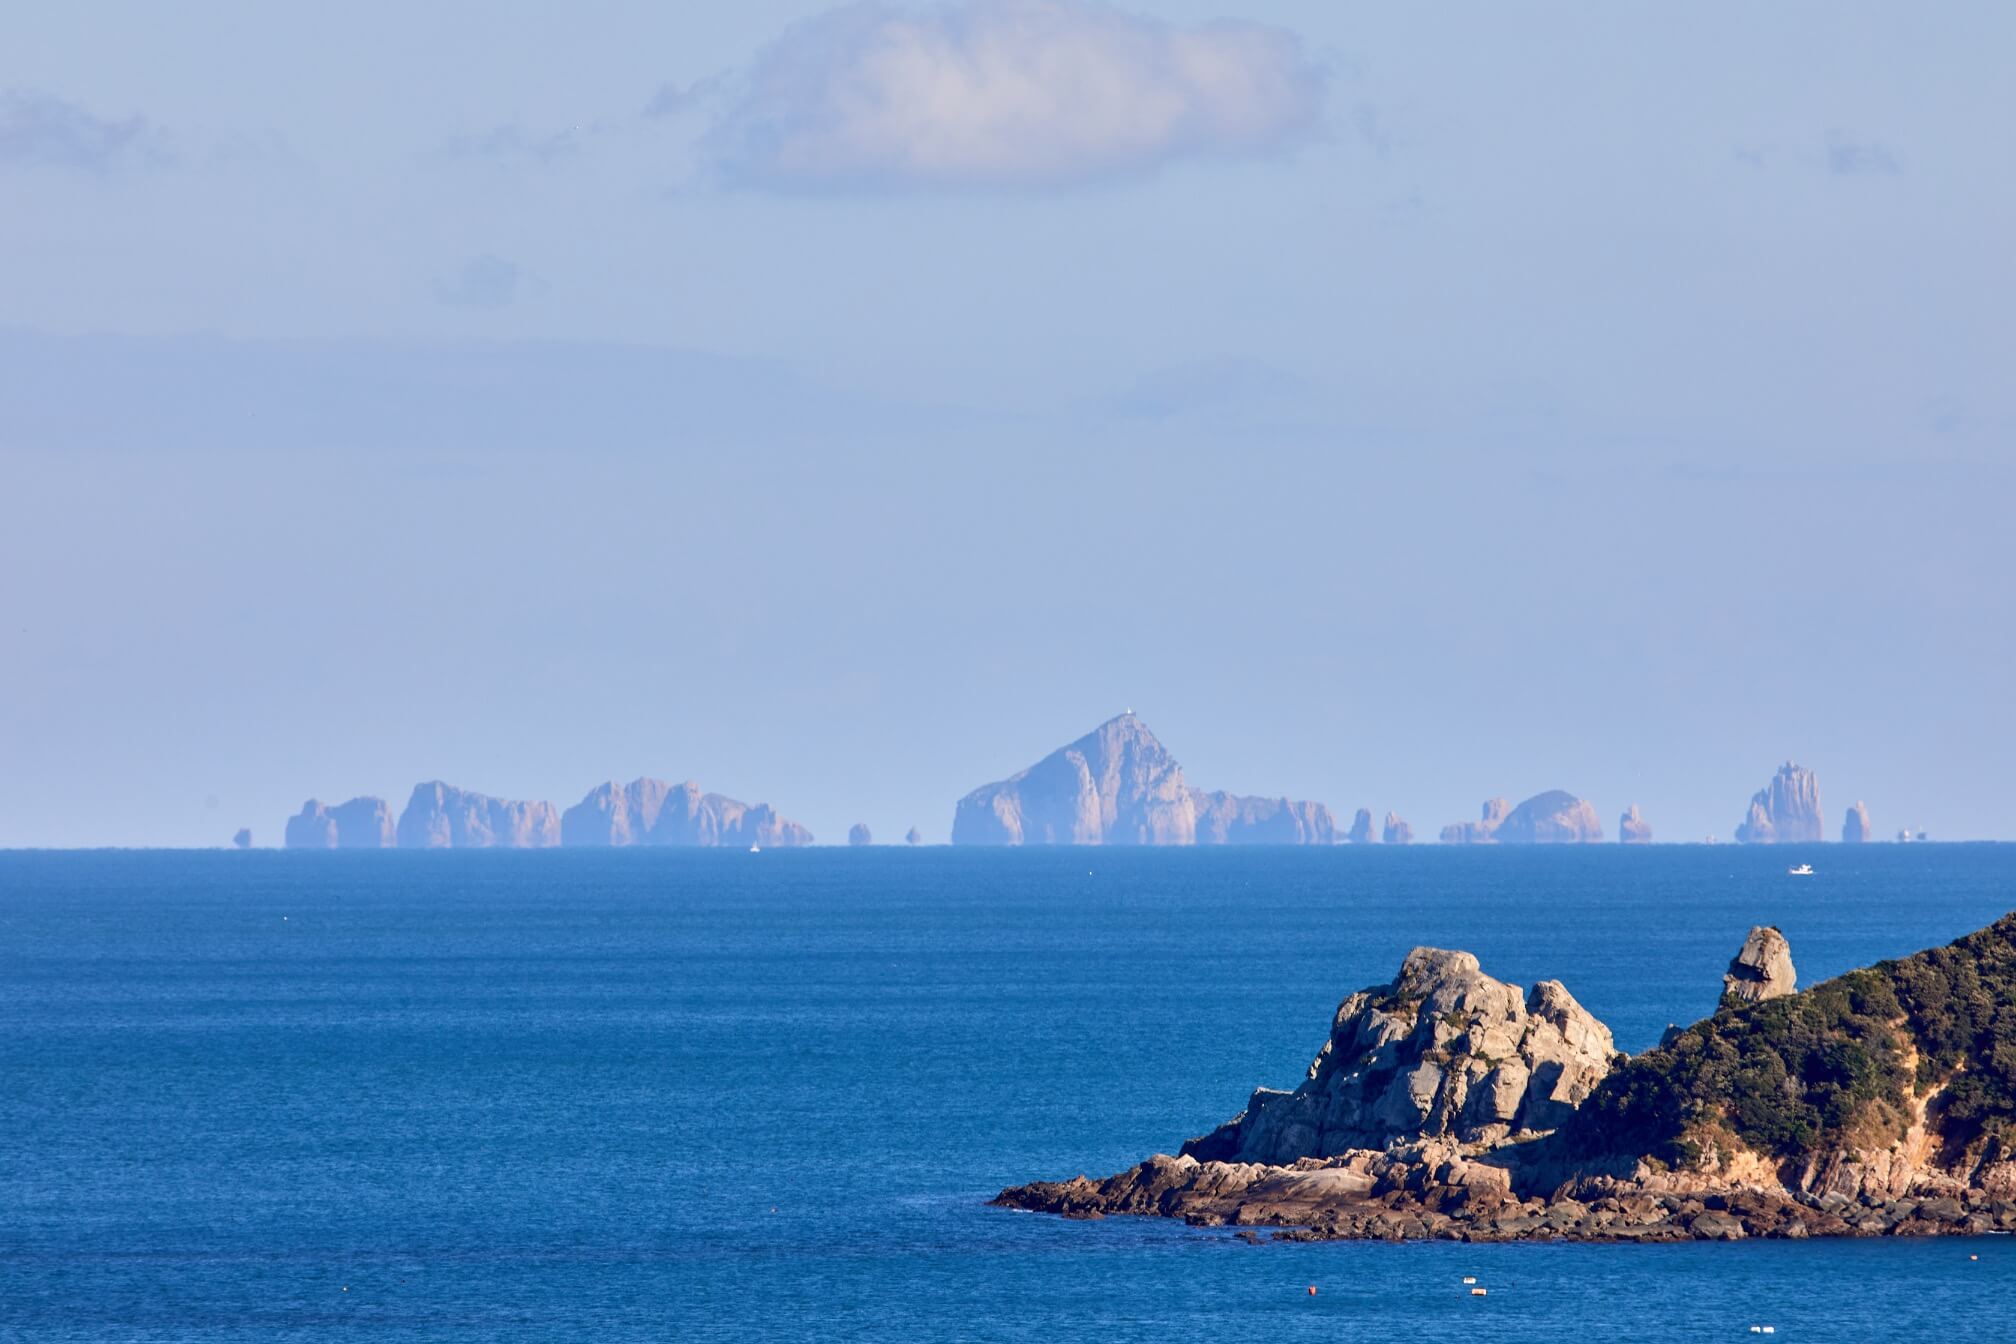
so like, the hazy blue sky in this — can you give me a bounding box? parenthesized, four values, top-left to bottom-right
(3, 1, 2011, 846)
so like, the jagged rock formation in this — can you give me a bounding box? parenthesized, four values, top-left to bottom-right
(1722, 926, 1796, 1004)
(1000, 914, 2016, 1242)
(397, 782, 560, 849)
(232, 828, 252, 850)
(1494, 791, 1604, 844)
(1440, 793, 1601, 844)
(559, 778, 811, 848)
(1439, 798, 1510, 844)
(951, 714, 1333, 846)
(285, 796, 397, 849)
(1382, 812, 1413, 845)
(1619, 805, 1652, 845)
(1347, 808, 1379, 844)
(1180, 949, 1615, 1165)
(905, 826, 923, 846)
(1843, 802, 1872, 844)
(848, 823, 873, 847)
(1736, 761, 1823, 843)
(1190, 792, 1337, 845)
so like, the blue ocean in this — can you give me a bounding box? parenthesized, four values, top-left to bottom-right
(1, 846, 2011, 1341)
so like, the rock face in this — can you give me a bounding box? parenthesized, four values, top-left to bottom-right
(1721, 926, 1796, 1004)
(1181, 948, 1616, 1164)
(232, 828, 252, 850)
(1735, 761, 1823, 843)
(559, 778, 811, 848)
(1441, 793, 1600, 844)
(397, 782, 560, 849)
(905, 826, 923, 846)
(999, 913, 2016, 1243)
(1494, 791, 1604, 844)
(1440, 798, 1510, 844)
(951, 714, 1333, 846)
(1619, 804, 1653, 844)
(848, 823, 873, 847)
(285, 796, 398, 849)
(1189, 792, 1337, 845)
(1382, 812, 1413, 845)
(1842, 802, 1872, 844)
(1347, 808, 1379, 844)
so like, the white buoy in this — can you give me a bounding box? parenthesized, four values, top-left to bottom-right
(1462, 1276, 1476, 1285)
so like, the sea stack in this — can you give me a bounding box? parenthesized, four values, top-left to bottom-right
(1440, 798, 1510, 844)
(231, 828, 252, 850)
(559, 778, 812, 848)
(1619, 805, 1652, 844)
(285, 797, 398, 849)
(1735, 762, 1823, 843)
(1382, 812, 1413, 845)
(1722, 926, 1796, 1004)
(1842, 801, 1873, 844)
(848, 823, 873, 847)
(397, 782, 560, 849)
(905, 826, 923, 846)
(1347, 808, 1379, 844)
(951, 714, 1334, 846)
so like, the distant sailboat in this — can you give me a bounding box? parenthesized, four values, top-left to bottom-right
(1788, 863, 1814, 877)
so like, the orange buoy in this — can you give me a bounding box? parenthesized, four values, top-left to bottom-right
(1307, 1286, 1317, 1296)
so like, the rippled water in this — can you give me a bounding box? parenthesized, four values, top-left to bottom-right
(1, 845, 2011, 1341)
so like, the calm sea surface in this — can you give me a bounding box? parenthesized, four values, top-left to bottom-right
(1, 845, 2012, 1342)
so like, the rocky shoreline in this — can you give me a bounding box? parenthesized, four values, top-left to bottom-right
(996, 915, 2016, 1244)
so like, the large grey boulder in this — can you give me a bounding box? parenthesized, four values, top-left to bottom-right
(1722, 926, 1796, 1004)
(1182, 946, 1616, 1164)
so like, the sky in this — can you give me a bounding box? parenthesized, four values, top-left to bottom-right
(2, 1, 2012, 847)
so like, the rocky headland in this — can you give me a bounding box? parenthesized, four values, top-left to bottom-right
(560, 778, 811, 848)
(1439, 792, 1603, 844)
(951, 714, 1335, 846)
(1736, 761, 1824, 843)
(397, 782, 560, 849)
(286, 796, 398, 849)
(997, 913, 2016, 1241)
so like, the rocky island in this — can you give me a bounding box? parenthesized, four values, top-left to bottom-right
(285, 796, 397, 849)
(951, 714, 1335, 846)
(1439, 791, 1604, 844)
(560, 778, 811, 848)
(397, 782, 560, 849)
(997, 912, 2016, 1241)
(1736, 761, 1823, 843)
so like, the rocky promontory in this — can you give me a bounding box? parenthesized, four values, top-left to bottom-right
(286, 796, 397, 849)
(560, 778, 812, 848)
(397, 782, 560, 849)
(1736, 761, 1823, 843)
(997, 913, 2016, 1242)
(1440, 792, 1602, 844)
(951, 714, 1334, 846)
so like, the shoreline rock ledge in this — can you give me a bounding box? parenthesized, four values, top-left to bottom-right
(995, 913, 2016, 1242)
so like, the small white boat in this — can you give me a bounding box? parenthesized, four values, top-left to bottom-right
(749, 844, 761, 854)
(1787, 863, 1814, 877)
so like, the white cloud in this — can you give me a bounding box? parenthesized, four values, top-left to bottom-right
(708, 0, 1326, 190)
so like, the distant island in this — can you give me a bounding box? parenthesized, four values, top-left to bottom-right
(997, 912, 2016, 1240)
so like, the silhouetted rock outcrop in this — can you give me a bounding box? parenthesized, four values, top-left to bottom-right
(1439, 797, 1510, 844)
(1735, 762, 1823, 843)
(1347, 808, 1378, 844)
(951, 714, 1333, 846)
(397, 782, 559, 849)
(286, 796, 397, 849)
(559, 778, 811, 848)
(1493, 791, 1604, 844)
(848, 823, 873, 847)
(1189, 791, 1337, 845)
(1619, 805, 1653, 844)
(1722, 926, 1796, 1005)
(1440, 793, 1598, 844)
(1843, 801, 1872, 844)
(1382, 812, 1413, 845)
(905, 826, 923, 846)
(232, 828, 252, 850)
